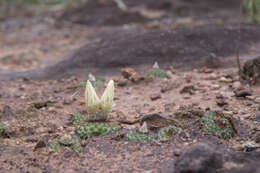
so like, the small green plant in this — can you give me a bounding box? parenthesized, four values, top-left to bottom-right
(76, 122, 117, 139)
(158, 126, 179, 140)
(144, 69, 167, 78)
(73, 113, 87, 123)
(79, 76, 105, 88)
(126, 130, 156, 141)
(202, 112, 233, 139)
(49, 142, 61, 151)
(243, 0, 260, 23)
(71, 143, 81, 152)
(0, 123, 4, 135)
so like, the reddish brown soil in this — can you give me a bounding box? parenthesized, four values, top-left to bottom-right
(1, 0, 260, 172)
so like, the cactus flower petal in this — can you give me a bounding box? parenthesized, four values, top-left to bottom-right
(85, 80, 114, 121)
(101, 80, 114, 115)
(85, 80, 100, 109)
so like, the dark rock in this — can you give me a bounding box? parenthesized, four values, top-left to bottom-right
(216, 93, 228, 107)
(180, 85, 196, 95)
(64, 151, 74, 158)
(1, 105, 14, 121)
(175, 143, 223, 173)
(140, 113, 180, 130)
(252, 112, 260, 122)
(34, 140, 47, 151)
(174, 105, 204, 118)
(34, 102, 48, 109)
(233, 86, 253, 97)
(150, 93, 161, 101)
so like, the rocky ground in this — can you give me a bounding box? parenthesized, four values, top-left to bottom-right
(1, 0, 260, 173)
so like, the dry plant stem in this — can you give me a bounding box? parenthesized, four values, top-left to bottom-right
(236, 0, 243, 76)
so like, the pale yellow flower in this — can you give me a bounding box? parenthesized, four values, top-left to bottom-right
(85, 80, 114, 121)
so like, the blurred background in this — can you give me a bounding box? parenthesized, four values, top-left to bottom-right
(0, 0, 259, 72)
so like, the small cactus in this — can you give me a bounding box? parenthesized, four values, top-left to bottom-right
(85, 80, 114, 121)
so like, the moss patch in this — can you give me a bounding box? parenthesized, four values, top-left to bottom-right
(202, 111, 234, 139)
(76, 122, 117, 139)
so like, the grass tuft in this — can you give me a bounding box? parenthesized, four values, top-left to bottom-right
(144, 69, 166, 78)
(0, 123, 4, 135)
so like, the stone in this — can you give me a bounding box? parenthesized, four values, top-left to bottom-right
(138, 121, 149, 133)
(34, 140, 47, 151)
(219, 76, 232, 83)
(234, 86, 253, 97)
(232, 81, 241, 89)
(207, 73, 218, 80)
(150, 93, 161, 101)
(175, 143, 223, 173)
(180, 85, 196, 95)
(117, 78, 128, 87)
(252, 112, 260, 122)
(1, 105, 14, 121)
(254, 97, 260, 103)
(120, 68, 137, 79)
(140, 113, 180, 130)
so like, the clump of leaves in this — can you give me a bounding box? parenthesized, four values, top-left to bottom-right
(0, 123, 4, 135)
(144, 69, 167, 78)
(73, 113, 87, 123)
(243, 0, 260, 23)
(76, 122, 117, 139)
(158, 126, 179, 140)
(202, 111, 233, 139)
(126, 130, 156, 141)
(49, 142, 61, 151)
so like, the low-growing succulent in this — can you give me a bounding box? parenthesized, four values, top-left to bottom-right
(85, 80, 114, 121)
(158, 126, 179, 140)
(49, 142, 61, 151)
(202, 111, 233, 139)
(144, 69, 167, 78)
(126, 130, 156, 141)
(76, 122, 117, 139)
(73, 113, 87, 123)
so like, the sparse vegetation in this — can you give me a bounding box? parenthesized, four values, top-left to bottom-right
(202, 112, 233, 139)
(76, 122, 118, 139)
(0, 123, 4, 135)
(73, 113, 87, 123)
(49, 142, 61, 151)
(126, 131, 157, 141)
(243, 0, 260, 23)
(158, 126, 179, 140)
(79, 76, 105, 88)
(144, 69, 167, 78)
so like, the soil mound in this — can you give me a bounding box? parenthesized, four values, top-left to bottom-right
(1, 24, 260, 80)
